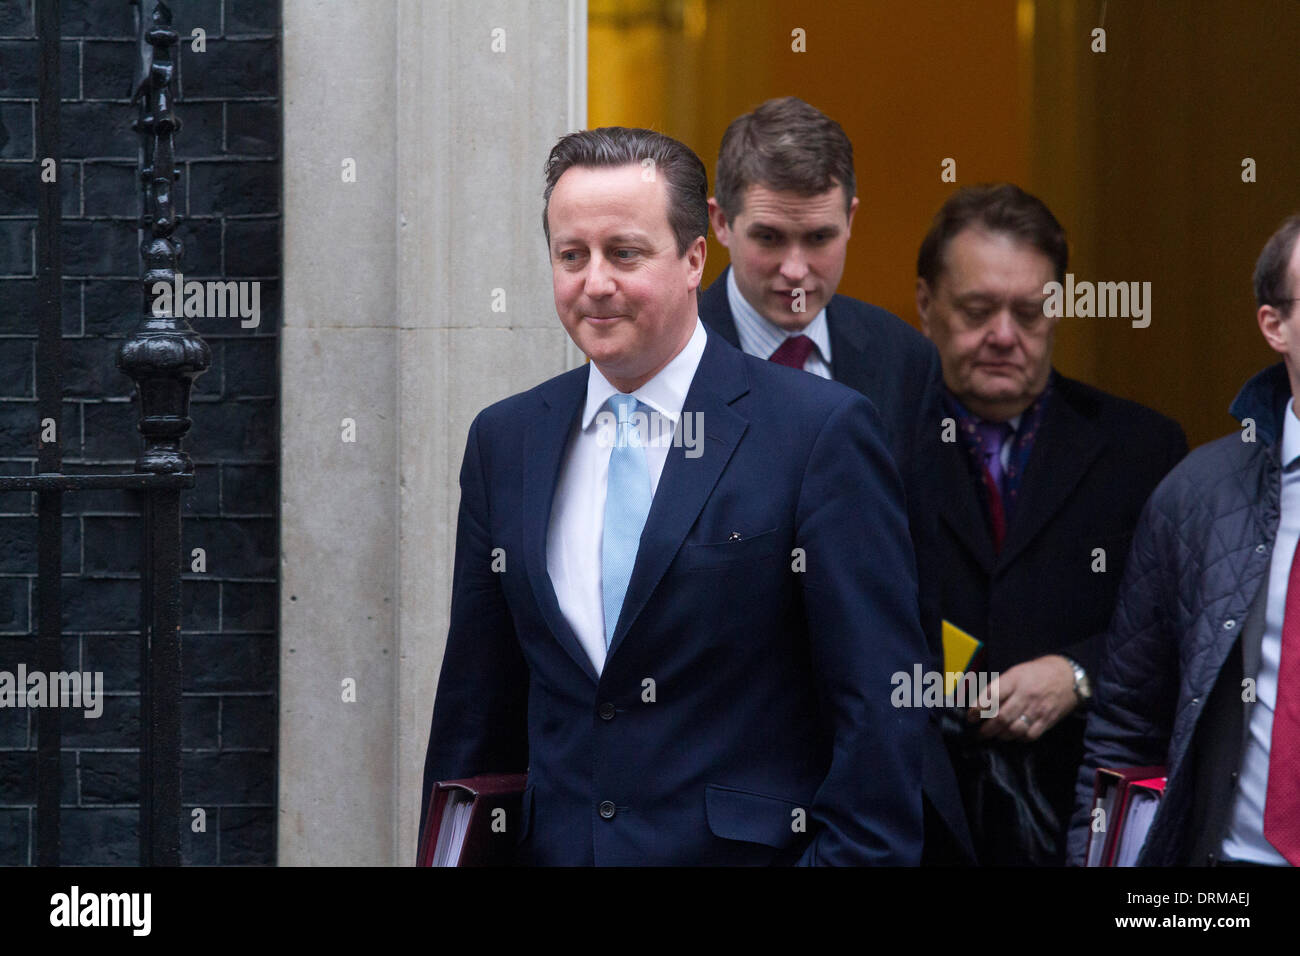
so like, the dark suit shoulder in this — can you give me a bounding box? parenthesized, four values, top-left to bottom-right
(832, 295, 935, 351)
(827, 294, 935, 362)
(737, 345, 877, 420)
(1051, 373, 1186, 448)
(698, 272, 729, 316)
(697, 272, 742, 349)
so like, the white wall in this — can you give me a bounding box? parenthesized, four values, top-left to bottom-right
(279, 0, 586, 865)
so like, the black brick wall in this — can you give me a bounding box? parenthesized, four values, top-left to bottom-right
(0, 0, 280, 865)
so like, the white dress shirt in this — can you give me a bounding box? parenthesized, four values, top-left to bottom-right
(545, 318, 708, 675)
(726, 267, 832, 378)
(1220, 397, 1300, 865)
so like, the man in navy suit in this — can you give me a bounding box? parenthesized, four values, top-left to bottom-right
(418, 126, 929, 865)
(698, 97, 971, 864)
(700, 99, 944, 582)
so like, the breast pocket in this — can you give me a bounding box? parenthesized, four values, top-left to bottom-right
(679, 527, 782, 570)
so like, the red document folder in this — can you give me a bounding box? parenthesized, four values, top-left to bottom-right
(1085, 765, 1167, 867)
(417, 773, 528, 867)
(1109, 776, 1166, 867)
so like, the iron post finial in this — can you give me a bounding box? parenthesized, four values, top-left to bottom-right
(119, 0, 210, 475)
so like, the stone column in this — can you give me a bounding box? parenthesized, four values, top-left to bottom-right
(279, 0, 585, 865)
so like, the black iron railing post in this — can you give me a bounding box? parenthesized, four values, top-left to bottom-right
(3, 0, 209, 868)
(119, 0, 211, 866)
(34, 0, 64, 869)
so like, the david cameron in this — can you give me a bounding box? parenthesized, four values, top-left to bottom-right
(418, 126, 928, 866)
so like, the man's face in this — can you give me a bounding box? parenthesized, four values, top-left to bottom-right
(709, 183, 858, 331)
(548, 163, 705, 392)
(916, 227, 1058, 421)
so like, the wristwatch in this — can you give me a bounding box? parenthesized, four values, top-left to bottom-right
(1063, 656, 1092, 705)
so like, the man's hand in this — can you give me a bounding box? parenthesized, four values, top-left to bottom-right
(966, 654, 1078, 741)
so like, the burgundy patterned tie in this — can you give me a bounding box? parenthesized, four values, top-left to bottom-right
(769, 334, 815, 369)
(1264, 539, 1300, 865)
(974, 421, 1013, 551)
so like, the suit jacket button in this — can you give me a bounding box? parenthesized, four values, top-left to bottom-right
(599, 702, 616, 720)
(599, 800, 616, 820)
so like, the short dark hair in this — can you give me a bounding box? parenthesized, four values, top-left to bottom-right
(916, 184, 1069, 288)
(1254, 213, 1300, 316)
(714, 96, 855, 221)
(542, 127, 708, 257)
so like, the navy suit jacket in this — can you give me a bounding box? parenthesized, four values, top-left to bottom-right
(697, 269, 945, 651)
(419, 328, 928, 865)
(698, 269, 974, 864)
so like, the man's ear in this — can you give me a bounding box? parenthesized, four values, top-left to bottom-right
(845, 195, 860, 236)
(916, 277, 935, 339)
(686, 235, 707, 290)
(1259, 303, 1291, 355)
(707, 197, 732, 247)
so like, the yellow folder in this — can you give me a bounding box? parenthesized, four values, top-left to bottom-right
(942, 619, 983, 696)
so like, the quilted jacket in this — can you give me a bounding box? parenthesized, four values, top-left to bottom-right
(1066, 363, 1291, 865)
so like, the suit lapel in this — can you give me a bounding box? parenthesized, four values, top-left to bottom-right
(825, 299, 874, 395)
(522, 369, 601, 684)
(996, 383, 1106, 569)
(938, 438, 997, 574)
(606, 332, 750, 660)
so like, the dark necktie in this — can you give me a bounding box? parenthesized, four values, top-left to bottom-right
(974, 421, 1014, 550)
(1264, 538, 1300, 864)
(769, 334, 815, 369)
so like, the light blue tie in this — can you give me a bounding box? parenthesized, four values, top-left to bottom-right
(602, 394, 652, 648)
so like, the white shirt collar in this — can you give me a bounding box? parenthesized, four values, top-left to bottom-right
(581, 317, 708, 430)
(725, 266, 832, 365)
(1283, 397, 1300, 470)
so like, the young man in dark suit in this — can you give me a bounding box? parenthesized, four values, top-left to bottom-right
(699, 96, 972, 864)
(915, 183, 1188, 865)
(418, 127, 929, 865)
